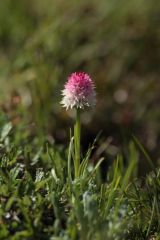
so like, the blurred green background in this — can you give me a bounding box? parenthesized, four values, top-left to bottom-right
(0, 0, 160, 159)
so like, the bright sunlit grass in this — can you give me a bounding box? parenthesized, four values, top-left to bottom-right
(0, 118, 159, 240)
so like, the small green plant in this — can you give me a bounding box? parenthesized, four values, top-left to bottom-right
(0, 117, 160, 239)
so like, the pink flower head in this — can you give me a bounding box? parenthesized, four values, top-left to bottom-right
(61, 72, 96, 110)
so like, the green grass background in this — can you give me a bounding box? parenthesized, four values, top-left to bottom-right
(0, 0, 160, 239)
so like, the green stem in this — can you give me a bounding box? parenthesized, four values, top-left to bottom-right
(74, 108, 81, 178)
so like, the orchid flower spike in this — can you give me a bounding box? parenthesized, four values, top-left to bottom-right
(61, 72, 96, 110)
